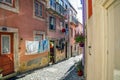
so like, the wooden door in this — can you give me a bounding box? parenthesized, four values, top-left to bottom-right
(0, 32, 14, 76)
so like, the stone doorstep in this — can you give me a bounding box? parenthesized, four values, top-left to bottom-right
(1, 72, 17, 80)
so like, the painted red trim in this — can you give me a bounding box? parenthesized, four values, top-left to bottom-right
(88, 0, 92, 18)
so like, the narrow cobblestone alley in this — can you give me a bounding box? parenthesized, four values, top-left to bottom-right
(9, 55, 84, 80)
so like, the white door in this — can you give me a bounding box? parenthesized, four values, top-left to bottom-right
(107, 1, 120, 80)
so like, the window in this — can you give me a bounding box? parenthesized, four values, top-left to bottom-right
(69, 10, 72, 15)
(34, 34, 43, 41)
(56, 4, 60, 13)
(80, 0, 83, 4)
(34, 31, 45, 41)
(65, 4, 67, 9)
(60, 6, 64, 15)
(0, 0, 13, 6)
(1, 35, 10, 54)
(34, 0, 44, 18)
(49, 16, 56, 30)
(59, 0, 64, 6)
(50, 0, 56, 9)
(65, 24, 68, 33)
(60, 20, 64, 27)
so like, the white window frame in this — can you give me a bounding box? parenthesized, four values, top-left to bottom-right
(0, 0, 13, 6)
(34, 0, 44, 18)
(49, 16, 56, 30)
(33, 31, 45, 41)
(1, 35, 11, 54)
(34, 34, 43, 41)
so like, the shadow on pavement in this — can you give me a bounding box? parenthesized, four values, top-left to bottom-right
(60, 65, 84, 80)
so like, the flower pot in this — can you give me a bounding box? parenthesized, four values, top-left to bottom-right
(77, 70, 83, 76)
(79, 42, 84, 47)
(61, 28, 66, 32)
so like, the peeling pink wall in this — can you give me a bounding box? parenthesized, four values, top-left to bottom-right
(0, 0, 48, 62)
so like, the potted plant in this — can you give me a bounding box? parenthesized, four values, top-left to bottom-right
(76, 60, 84, 76)
(75, 34, 85, 47)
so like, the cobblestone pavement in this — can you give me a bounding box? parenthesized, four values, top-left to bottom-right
(61, 66, 84, 80)
(10, 55, 83, 80)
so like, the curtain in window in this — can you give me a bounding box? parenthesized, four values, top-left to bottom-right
(2, 35, 10, 54)
(49, 16, 56, 30)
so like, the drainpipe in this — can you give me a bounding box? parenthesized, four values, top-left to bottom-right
(68, 8, 71, 58)
(82, 0, 85, 67)
(82, 0, 87, 79)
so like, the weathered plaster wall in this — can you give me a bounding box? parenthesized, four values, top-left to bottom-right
(0, 0, 49, 73)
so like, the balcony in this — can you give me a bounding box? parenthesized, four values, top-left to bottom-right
(69, 16, 78, 26)
(47, 0, 66, 19)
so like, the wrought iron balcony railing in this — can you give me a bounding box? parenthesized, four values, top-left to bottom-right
(47, 0, 65, 18)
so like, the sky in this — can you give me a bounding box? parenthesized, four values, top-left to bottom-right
(68, 0, 83, 24)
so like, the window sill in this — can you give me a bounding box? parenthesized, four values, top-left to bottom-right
(0, 3, 19, 13)
(33, 15, 45, 21)
(49, 29, 56, 32)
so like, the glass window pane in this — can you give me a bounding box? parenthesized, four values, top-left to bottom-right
(34, 1, 44, 17)
(1, 35, 10, 54)
(49, 17, 56, 30)
(39, 4, 42, 16)
(35, 2, 39, 16)
(34, 34, 43, 41)
(50, 0, 53, 6)
(5, 0, 12, 3)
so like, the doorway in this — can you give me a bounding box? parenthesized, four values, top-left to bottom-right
(0, 32, 14, 76)
(49, 41, 55, 63)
